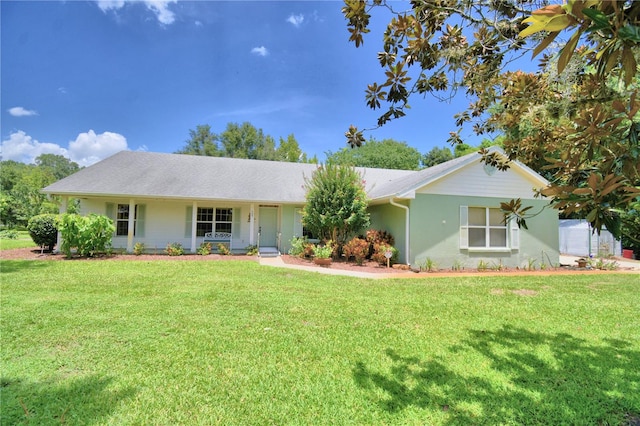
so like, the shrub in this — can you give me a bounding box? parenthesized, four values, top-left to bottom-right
(133, 242, 146, 255)
(0, 229, 19, 239)
(217, 242, 231, 255)
(165, 242, 184, 256)
(312, 240, 334, 259)
(245, 245, 258, 256)
(197, 242, 212, 255)
(58, 213, 115, 258)
(27, 214, 58, 252)
(365, 229, 394, 258)
(371, 243, 398, 266)
(288, 236, 309, 257)
(343, 237, 369, 265)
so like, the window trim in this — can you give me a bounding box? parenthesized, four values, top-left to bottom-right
(196, 207, 233, 237)
(116, 204, 137, 237)
(460, 205, 519, 251)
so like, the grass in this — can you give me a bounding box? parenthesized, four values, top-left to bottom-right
(1, 260, 639, 425)
(0, 231, 36, 251)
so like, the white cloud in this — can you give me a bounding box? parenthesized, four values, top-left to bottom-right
(95, 0, 176, 25)
(8, 107, 38, 117)
(96, 0, 125, 12)
(1, 131, 68, 163)
(69, 130, 129, 166)
(1, 130, 129, 166)
(145, 0, 177, 25)
(251, 46, 269, 57)
(287, 13, 304, 28)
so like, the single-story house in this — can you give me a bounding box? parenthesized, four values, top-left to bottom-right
(43, 147, 559, 269)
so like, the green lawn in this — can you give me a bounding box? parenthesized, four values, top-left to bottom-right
(2, 260, 639, 425)
(0, 231, 36, 251)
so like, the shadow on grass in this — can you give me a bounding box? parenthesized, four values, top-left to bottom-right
(0, 260, 52, 274)
(0, 375, 135, 424)
(353, 325, 640, 424)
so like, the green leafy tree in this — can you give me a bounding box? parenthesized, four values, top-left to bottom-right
(342, 0, 640, 236)
(326, 138, 422, 170)
(175, 124, 220, 156)
(302, 163, 370, 248)
(177, 123, 314, 162)
(35, 154, 80, 181)
(422, 146, 453, 168)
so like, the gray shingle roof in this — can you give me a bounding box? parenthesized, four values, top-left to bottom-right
(43, 148, 546, 203)
(42, 151, 413, 203)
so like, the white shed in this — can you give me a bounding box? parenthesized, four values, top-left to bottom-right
(559, 219, 621, 257)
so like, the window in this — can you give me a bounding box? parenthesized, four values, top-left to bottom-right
(196, 207, 232, 236)
(215, 208, 233, 233)
(460, 206, 517, 250)
(116, 204, 137, 236)
(196, 208, 213, 236)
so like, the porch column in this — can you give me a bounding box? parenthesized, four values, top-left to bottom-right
(55, 196, 68, 253)
(127, 198, 135, 252)
(249, 203, 255, 245)
(191, 201, 198, 253)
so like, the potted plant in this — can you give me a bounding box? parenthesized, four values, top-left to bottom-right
(576, 258, 588, 268)
(313, 240, 334, 266)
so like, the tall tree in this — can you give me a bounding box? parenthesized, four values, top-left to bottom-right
(303, 163, 370, 246)
(35, 154, 80, 181)
(422, 146, 453, 168)
(175, 124, 220, 156)
(342, 0, 640, 236)
(326, 138, 422, 170)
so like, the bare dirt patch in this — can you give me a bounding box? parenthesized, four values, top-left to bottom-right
(511, 289, 538, 296)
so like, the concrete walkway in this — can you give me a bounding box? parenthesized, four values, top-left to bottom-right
(258, 256, 408, 279)
(559, 254, 640, 271)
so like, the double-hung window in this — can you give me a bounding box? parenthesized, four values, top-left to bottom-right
(116, 204, 137, 236)
(196, 207, 232, 236)
(460, 206, 518, 250)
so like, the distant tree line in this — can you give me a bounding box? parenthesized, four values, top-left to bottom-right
(0, 154, 80, 228)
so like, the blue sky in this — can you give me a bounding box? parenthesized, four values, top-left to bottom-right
(2, 0, 488, 166)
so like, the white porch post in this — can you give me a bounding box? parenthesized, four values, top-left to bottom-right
(55, 196, 68, 253)
(249, 203, 255, 245)
(191, 201, 198, 252)
(127, 198, 135, 252)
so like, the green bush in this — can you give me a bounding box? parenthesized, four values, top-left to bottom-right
(27, 214, 58, 252)
(58, 213, 115, 258)
(197, 242, 212, 255)
(165, 242, 184, 256)
(0, 229, 19, 240)
(133, 242, 146, 255)
(288, 236, 309, 257)
(216, 242, 231, 255)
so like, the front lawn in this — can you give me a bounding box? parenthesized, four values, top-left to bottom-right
(0, 231, 36, 251)
(1, 260, 638, 425)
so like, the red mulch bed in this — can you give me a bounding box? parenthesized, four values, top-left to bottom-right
(2, 248, 635, 276)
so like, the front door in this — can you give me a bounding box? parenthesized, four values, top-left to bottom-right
(259, 206, 278, 247)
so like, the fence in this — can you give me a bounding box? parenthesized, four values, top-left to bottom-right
(559, 219, 621, 257)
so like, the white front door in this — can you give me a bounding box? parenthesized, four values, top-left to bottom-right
(259, 206, 278, 247)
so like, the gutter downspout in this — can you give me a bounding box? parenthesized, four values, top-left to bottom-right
(389, 197, 410, 265)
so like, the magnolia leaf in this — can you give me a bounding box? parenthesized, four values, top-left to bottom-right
(545, 14, 574, 32)
(558, 29, 581, 73)
(532, 4, 564, 17)
(619, 24, 640, 43)
(572, 187, 592, 195)
(581, 7, 611, 31)
(532, 31, 560, 58)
